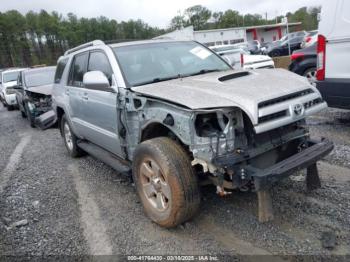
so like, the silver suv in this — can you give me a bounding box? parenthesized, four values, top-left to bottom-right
(52, 39, 333, 228)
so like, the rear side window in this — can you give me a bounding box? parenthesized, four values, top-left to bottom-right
(55, 58, 68, 84)
(68, 53, 88, 87)
(88, 51, 113, 85)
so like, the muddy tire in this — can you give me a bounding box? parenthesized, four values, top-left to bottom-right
(132, 137, 200, 228)
(61, 114, 84, 158)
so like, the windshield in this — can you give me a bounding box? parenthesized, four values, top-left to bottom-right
(113, 41, 230, 86)
(24, 67, 56, 87)
(3, 71, 20, 83)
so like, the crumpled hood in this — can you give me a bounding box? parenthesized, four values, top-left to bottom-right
(27, 84, 53, 96)
(132, 68, 318, 125)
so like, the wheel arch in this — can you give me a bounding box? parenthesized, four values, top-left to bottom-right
(56, 106, 65, 136)
(139, 122, 191, 157)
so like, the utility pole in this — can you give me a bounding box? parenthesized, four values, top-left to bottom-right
(283, 16, 291, 56)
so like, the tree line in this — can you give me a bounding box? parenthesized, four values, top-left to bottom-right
(0, 10, 165, 68)
(0, 5, 320, 68)
(170, 5, 321, 32)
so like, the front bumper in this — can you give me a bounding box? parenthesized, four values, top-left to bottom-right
(251, 139, 333, 190)
(5, 94, 17, 105)
(215, 138, 333, 191)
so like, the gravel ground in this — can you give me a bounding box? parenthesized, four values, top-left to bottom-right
(0, 103, 350, 260)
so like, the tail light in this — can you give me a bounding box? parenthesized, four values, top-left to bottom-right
(305, 36, 312, 43)
(240, 53, 244, 67)
(316, 34, 326, 81)
(290, 52, 304, 61)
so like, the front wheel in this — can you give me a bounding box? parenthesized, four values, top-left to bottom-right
(24, 102, 35, 127)
(270, 50, 280, 57)
(132, 137, 200, 228)
(61, 114, 84, 158)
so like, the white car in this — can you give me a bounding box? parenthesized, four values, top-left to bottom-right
(316, 0, 350, 109)
(209, 44, 274, 70)
(0, 68, 24, 110)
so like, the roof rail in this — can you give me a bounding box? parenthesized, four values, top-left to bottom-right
(64, 40, 105, 55)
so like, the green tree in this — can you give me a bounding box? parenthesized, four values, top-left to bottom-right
(184, 5, 211, 30)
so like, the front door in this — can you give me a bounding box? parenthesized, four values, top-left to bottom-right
(79, 50, 123, 157)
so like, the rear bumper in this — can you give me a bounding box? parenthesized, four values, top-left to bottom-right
(317, 78, 350, 109)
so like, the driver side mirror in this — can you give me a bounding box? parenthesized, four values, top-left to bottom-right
(83, 71, 112, 91)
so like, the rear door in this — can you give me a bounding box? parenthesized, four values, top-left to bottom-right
(66, 52, 89, 136)
(79, 50, 123, 156)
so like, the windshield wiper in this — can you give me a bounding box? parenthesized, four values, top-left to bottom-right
(133, 75, 183, 86)
(188, 69, 222, 77)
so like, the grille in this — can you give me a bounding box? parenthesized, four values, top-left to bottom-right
(258, 89, 314, 108)
(258, 110, 287, 123)
(304, 98, 323, 109)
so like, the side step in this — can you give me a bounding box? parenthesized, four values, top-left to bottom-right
(77, 141, 131, 176)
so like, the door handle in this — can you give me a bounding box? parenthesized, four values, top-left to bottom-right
(65, 89, 69, 96)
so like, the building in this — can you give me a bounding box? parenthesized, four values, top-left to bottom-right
(245, 22, 302, 43)
(154, 22, 302, 46)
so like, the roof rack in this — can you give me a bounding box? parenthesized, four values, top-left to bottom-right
(30, 64, 47, 68)
(64, 40, 105, 55)
(104, 39, 143, 45)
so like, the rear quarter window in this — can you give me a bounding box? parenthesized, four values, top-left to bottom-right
(55, 58, 69, 84)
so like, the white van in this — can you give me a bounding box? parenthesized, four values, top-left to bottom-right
(316, 0, 350, 109)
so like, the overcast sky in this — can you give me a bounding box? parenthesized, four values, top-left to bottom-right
(1, 0, 323, 28)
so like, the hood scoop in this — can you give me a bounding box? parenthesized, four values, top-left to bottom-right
(218, 71, 250, 82)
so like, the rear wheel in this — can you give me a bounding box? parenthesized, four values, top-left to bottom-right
(7, 105, 13, 111)
(303, 67, 317, 86)
(61, 114, 84, 158)
(132, 137, 200, 228)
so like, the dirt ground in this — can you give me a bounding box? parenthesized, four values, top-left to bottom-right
(0, 104, 349, 261)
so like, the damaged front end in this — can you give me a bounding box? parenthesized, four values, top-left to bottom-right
(25, 91, 56, 129)
(190, 108, 333, 222)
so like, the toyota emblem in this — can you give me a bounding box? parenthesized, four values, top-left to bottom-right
(293, 104, 303, 115)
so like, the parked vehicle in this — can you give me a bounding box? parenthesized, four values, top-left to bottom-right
(15, 66, 56, 127)
(0, 68, 25, 110)
(301, 30, 318, 49)
(210, 45, 274, 69)
(289, 43, 317, 86)
(264, 31, 307, 56)
(247, 40, 261, 54)
(279, 31, 307, 43)
(267, 35, 305, 57)
(316, 0, 350, 109)
(52, 39, 332, 227)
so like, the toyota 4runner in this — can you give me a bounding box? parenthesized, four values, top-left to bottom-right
(51, 40, 333, 228)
